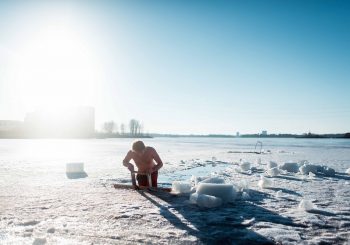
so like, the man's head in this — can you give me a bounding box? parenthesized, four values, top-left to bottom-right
(132, 140, 146, 155)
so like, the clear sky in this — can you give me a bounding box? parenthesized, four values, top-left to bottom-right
(0, 0, 349, 134)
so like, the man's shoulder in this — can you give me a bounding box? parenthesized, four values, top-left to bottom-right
(145, 146, 156, 153)
(127, 150, 135, 156)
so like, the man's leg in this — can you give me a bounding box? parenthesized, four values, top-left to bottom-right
(151, 171, 158, 188)
(136, 174, 148, 187)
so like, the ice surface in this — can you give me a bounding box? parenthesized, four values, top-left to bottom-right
(279, 162, 300, 173)
(258, 176, 273, 189)
(189, 193, 222, 208)
(267, 161, 278, 169)
(257, 228, 301, 244)
(298, 199, 317, 211)
(171, 181, 192, 194)
(196, 183, 237, 203)
(1, 138, 350, 244)
(267, 167, 279, 177)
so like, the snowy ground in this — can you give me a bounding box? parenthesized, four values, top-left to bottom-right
(1, 138, 350, 244)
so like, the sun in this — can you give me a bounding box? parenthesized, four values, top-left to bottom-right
(10, 19, 99, 112)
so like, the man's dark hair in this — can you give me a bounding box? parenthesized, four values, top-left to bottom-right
(132, 141, 146, 152)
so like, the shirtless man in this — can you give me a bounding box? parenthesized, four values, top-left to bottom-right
(122, 141, 163, 187)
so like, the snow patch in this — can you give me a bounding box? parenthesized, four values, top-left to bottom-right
(257, 228, 301, 244)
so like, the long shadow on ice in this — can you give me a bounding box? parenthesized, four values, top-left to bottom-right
(265, 187, 302, 197)
(139, 189, 305, 245)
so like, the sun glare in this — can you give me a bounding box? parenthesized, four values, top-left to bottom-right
(10, 18, 99, 112)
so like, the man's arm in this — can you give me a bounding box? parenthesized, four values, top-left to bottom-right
(123, 151, 134, 172)
(151, 148, 163, 172)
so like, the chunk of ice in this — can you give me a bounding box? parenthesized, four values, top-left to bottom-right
(47, 227, 55, 233)
(299, 164, 318, 175)
(267, 167, 279, 177)
(171, 181, 192, 194)
(298, 199, 317, 211)
(240, 161, 251, 171)
(268, 161, 278, 169)
(66, 162, 84, 173)
(279, 162, 299, 173)
(196, 183, 237, 203)
(308, 172, 316, 179)
(199, 177, 225, 184)
(258, 176, 273, 189)
(298, 164, 335, 177)
(346, 168, 350, 175)
(33, 237, 47, 245)
(256, 158, 262, 165)
(276, 190, 283, 198)
(189, 193, 222, 208)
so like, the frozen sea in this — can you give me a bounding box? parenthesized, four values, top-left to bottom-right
(1, 137, 350, 244)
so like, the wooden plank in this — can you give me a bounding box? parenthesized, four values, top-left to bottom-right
(112, 184, 171, 192)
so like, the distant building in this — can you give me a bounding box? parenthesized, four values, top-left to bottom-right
(236, 132, 240, 137)
(261, 130, 267, 136)
(0, 120, 23, 132)
(24, 106, 95, 138)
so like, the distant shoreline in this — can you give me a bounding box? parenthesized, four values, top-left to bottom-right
(0, 132, 349, 139)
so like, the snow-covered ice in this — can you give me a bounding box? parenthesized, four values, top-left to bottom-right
(1, 137, 350, 244)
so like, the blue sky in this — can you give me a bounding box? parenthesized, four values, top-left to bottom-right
(0, 0, 349, 134)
